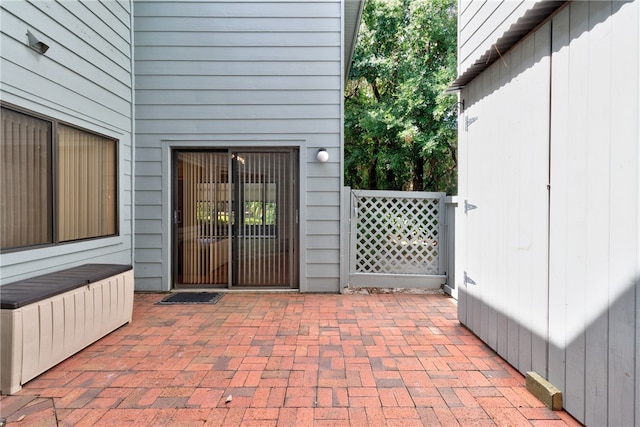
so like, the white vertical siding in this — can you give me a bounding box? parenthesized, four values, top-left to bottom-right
(0, 1, 134, 282)
(458, 21, 551, 377)
(547, 1, 571, 412)
(457, 1, 640, 425)
(548, 2, 639, 425)
(134, 1, 343, 292)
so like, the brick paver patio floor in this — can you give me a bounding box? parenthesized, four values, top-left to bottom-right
(1, 292, 581, 426)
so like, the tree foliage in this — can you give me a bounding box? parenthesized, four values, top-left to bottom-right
(345, 0, 458, 194)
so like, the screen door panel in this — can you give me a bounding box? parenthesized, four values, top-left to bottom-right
(233, 152, 297, 287)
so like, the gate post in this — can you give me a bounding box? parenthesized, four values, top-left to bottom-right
(438, 194, 447, 276)
(443, 196, 458, 298)
(340, 186, 351, 292)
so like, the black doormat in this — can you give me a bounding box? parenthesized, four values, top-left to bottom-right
(157, 292, 224, 305)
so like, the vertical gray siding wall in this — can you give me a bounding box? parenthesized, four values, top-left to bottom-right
(0, 1, 134, 283)
(133, 1, 343, 292)
(547, 3, 639, 425)
(457, 1, 640, 425)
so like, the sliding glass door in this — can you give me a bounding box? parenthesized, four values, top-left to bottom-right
(176, 151, 229, 285)
(174, 149, 298, 289)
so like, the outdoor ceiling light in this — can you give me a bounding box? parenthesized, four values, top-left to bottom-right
(316, 148, 329, 163)
(27, 30, 49, 54)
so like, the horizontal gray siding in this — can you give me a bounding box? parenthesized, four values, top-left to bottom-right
(137, 90, 339, 105)
(136, 61, 340, 75)
(134, 1, 343, 292)
(136, 121, 340, 135)
(0, 0, 134, 283)
(135, 105, 340, 120)
(135, 47, 341, 62)
(137, 32, 340, 47)
(135, 16, 340, 32)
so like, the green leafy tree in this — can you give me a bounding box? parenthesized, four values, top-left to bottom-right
(345, 0, 458, 194)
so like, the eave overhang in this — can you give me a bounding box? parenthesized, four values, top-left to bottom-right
(447, 0, 569, 93)
(344, 0, 365, 80)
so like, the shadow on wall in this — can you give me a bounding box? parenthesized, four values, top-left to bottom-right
(459, 275, 639, 426)
(457, 2, 638, 424)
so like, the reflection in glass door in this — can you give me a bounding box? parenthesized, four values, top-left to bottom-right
(176, 151, 230, 286)
(174, 149, 298, 289)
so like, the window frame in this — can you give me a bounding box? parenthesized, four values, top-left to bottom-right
(1, 103, 120, 253)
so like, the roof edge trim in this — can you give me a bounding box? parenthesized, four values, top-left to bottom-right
(344, 0, 366, 79)
(447, 0, 569, 93)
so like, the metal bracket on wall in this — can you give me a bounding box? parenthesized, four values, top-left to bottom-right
(464, 200, 477, 214)
(464, 271, 477, 286)
(465, 116, 478, 131)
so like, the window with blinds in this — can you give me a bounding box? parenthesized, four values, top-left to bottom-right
(58, 125, 116, 242)
(0, 106, 118, 251)
(1, 108, 52, 249)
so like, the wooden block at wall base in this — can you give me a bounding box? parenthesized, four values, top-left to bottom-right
(526, 371, 563, 410)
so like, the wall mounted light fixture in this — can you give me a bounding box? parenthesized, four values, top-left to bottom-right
(316, 148, 329, 163)
(27, 30, 49, 54)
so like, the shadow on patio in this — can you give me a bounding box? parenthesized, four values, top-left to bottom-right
(0, 292, 581, 426)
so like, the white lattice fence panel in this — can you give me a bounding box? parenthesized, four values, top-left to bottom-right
(353, 192, 444, 275)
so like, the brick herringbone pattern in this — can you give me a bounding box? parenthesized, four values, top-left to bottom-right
(0, 293, 581, 426)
